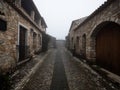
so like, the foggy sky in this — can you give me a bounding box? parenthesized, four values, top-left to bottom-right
(33, 0, 107, 40)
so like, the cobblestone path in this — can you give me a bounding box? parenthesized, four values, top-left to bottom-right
(22, 49, 56, 90)
(50, 48, 69, 90)
(22, 40, 117, 90)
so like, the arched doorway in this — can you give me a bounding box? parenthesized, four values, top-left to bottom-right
(75, 36, 80, 54)
(82, 34, 86, 58)
(95, 22, 120, 75)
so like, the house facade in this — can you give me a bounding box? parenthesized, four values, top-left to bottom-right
(0, 0, 47, 74)
(67, 0, 120, 75)
(67, 17, 87, 54)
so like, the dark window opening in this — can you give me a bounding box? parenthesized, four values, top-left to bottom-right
(0, 19, 7, 31)
(0, 11, 5, 16)
(21, 0, 32, 15)
(21, 0, 41, 25)
(33, 32, 37, 49)
(34, 14, 39, 24)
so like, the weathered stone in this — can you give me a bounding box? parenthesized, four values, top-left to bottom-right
(66, 0, 120, 76)
(0, 54, 15, 74)
(0, 0, 47, 74)
(67, 0, 120, 61)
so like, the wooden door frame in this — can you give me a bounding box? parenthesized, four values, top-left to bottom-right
(17, 22, 28, 62)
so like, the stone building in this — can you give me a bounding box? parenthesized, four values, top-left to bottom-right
(67, 0, 120, 75)
(67, 17, 87, 53)
(0, 0, 47, 74)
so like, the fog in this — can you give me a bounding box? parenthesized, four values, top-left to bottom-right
(33, 0, 107, 40)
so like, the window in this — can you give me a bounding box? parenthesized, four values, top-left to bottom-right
(0, 11, 5, 16)
(0, 19, 7, 31)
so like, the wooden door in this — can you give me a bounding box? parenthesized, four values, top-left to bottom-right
(19, 26, 27, 61)
(96, 23, 120, 75)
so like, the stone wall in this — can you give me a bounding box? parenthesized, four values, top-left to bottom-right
(0, 1, 43, 74)
(68, 0, 120, 62)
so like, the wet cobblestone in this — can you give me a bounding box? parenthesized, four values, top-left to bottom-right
(11, 52, 46, 90)
(22, 49, 56, 90)
(50, 49, 69, 90)
(21, 40, 119, 90)
(62, 48, 116, 90)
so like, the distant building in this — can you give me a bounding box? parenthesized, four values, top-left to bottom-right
(67, 17, 87, 53)
(0, 0, 47, 74)
(67, 0, 120, 75)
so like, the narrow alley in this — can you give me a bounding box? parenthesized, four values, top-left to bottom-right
(0, 0, 120, 90)
(21, 40, 118, 90)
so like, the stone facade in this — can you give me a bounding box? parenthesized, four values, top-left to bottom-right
(0, 0, 47, 74)
(67, 17, 87, 53)
(67, 0, 120, 75)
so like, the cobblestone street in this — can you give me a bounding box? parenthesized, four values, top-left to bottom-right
(22, 49, 56, 90)
(22, 40, 119, 90)
(1, 1, 120, 90)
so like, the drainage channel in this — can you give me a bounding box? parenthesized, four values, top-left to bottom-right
(50, 50, 69, 90)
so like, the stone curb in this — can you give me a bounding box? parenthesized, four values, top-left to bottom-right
(100, 68, 120, 84)
(15, 50, 51, 90)
(66, 49, 99, 76)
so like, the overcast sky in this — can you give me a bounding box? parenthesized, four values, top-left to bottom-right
(33, 0, 107, 40)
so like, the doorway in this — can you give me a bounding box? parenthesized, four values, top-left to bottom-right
(82, 34, 86, 58)
(96, 22, 120, 75)
(19, 25, 27, 61)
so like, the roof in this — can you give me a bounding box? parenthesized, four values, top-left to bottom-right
(69, 16, 87, 32)
(74, 0, 114, 31)
(5, 0, 47, 32)
(41, 17, 47, 28)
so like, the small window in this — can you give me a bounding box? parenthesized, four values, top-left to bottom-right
(0, 19, 7, 31)
(0, 11, 5, 15)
